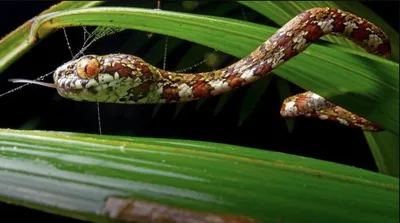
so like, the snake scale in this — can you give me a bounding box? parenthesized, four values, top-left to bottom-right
(36, 8, 393, 131)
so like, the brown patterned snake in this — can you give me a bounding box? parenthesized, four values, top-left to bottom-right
(11, 7, 391, 131)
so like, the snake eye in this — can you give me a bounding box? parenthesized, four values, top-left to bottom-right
(76, 57, 100, 79)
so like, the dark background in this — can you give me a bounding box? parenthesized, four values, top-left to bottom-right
(0, 1, 398, 222)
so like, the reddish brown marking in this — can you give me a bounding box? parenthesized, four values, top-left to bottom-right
(104, 197, 261, 223)
(130, 81, 152, 101)
(103, 63, 132, 77)
(192, 82, 212, 98)
(377, 41, 391, 58)
(294, 96, 310, 112)
(304, 24, 324, 41)
(160, 71, 169, 79)
(368, 123, 383, 131)
(136, 64, 152, 78)
(226, 76, 244, 88)
(162, 86, 180, 101)
(300, 11, 311, 23)
(141, 65, 150, 74)
(254, 64, 272, 76)
(277, 35, 291, 47)
(283, 46, 298, 61)
(351, 21, 371, 41)
(327, 115, 337, 121)
(193, 75, 203, 81)
(309, 112, 322, 119)
(328, 8, 337, 13)
(332, 14, 345, 33)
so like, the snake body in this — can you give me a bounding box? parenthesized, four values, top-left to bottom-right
(53, 7, 391, 131)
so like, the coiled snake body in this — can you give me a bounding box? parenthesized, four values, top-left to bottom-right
(52, 8, 391, 131)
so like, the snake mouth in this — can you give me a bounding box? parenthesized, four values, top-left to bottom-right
(56, 70, 125, 90)
(55, 72, 132, 103)
(55, 75, 112, 97)
(56, 76, 99, 93)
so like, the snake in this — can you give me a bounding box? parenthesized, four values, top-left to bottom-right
(12, 7, 391, 131)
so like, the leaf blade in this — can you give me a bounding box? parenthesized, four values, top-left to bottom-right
(0, 1, 104, 73)
(0, 129, 398, 223)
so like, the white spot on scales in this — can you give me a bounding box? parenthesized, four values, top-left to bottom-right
(343, 21, 358, 36)
(366, 34, 383, 49)
(99, 74, 114, 83)
(292, 31, 308, 51)
(282, 101, 298, 116)
(209, 80, 229, 91)
(75, 80, 83, 89)
(336, 117, 349, 126)
(317, 19, 334, 34)
(177, 83, 193, 98)
(85, 79, 98, 88)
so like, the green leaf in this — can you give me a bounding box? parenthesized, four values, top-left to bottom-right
(365, 131, 399, 177)
(173, 103, 185, 119)
(213, 92, 235, 115)
(0, 1, 104, 73)
(0, 129, 398, 223)
(238, 74, 273, 126)
(7, 7, 397, 135)
(195, 99, 206, 110)
(151, 104, 162, 118)
(276, 77, 295, 133)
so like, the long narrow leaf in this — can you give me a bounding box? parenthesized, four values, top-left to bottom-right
(365, 131, 399, 177)
(276, 77, 295, 132)
(238, 75, 273, 126)
(0, 129, 398, 223)
(0, 1, 104, 73)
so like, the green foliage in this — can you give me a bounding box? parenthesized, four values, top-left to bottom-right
(0, 129, 398, 223)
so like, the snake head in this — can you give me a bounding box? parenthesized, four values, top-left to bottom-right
(53, 54, 155, 103)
